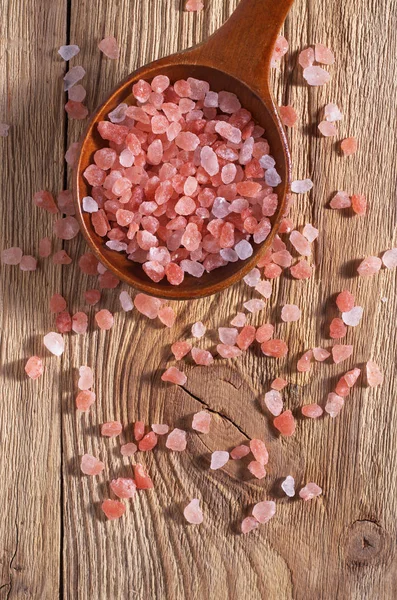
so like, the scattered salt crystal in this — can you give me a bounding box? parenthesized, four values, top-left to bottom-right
(161, 366, 187, 385)
(299, 482, 322, 501)
(192, 411, 211, 434)
(271, 378, 287, 391)
(134, 464, 154, 489)
(58, 44, 80, 60)
(33, 190, 58, 214)
(244, 268, 261, 287)
(134, 293, 162, 319)
(158, 306, 176, 328)
(279, 105, 298, 127)
(302, 224, 319, 243)
(314, 43, 335, 65)
(166, 428, 187, 451)
(138, 431, 158, 451)
(342, 306, 363, 326)
(273, 410, 296, 436)
(332, 344, 353, 364)
(98, 36, 119, 59)
(217, 344, 242, 359)
(191, 321, 206, 338)
(151, 424, 169, 435)
(63, 65, 86, 91)
(101, 421, 122, 437)
(171, 341, 192, 360)
(290, 259, 313, 280)
(250, 439, 268, 465)
(247, 461, 266, 479)
(312, 347, 330, 361)
(357, 256, 382, 277)
(261, 339, 288, 358)
(302, 403, 323, 418)
(210, 450, 229, 470)
(351, 194, 367, 216)
(318, 120, 337, 136)
(2, 247, 23, 265)
(325, 392, 344, 417)
(298, 47, 315, 68)
(230, 313, 246, 327)
(110, 478, 136, 499)
(119, 291, 133, 312)
(336, 290, 355, 312)
(303, 65, 331, 86)
(382, 248, 397, 269)
(75, 390, 95, 412)
(44, 332, 65, 356)
(252, 501, 276, 523)
(39, 238, 52, 258)
(0, 123, 10, 137)
(101, 499, 126, 520)
(230, 445, 250, 460)
(95, 309, 114, 330)
(241, 516, 259, 534)
(78, 366, 93, 390)
(290, 230, 311, 256)
(366, 360, 383, 387)
(65, 142, 79, 167)
(281, 304, 301, 322)
(72, 312, 88, 334)
(81, 454, 104, 476)
(329, 318, 347, 339)
(291, 179, 313, 194)
(324, 103, 343, 122)
(120, 443, 137, 456)
(191, 347, 214, 366)
(184, 498, 204, 524)
(25, 356, 44, 380)
(68, 84, 86, 102)
(218, 327, 238, 345)
(243, 299, 265, 314)
(281, 476, 295, 497)
(341, 137, 357, 156)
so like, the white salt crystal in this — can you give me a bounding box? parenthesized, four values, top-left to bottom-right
(212, 197, 230, 218)
(382, 248, 397, 269)
(210, 450, 229, 470)
(302, 223, 319, 242)
(265, 167, 282, 187)
(324, 102, 343, 122)
(58, 45, 80, 61)
(259, 154, 275, 169)
(255, 280, 272, 298)
(106, 240, 128, 252)
(82, 196, 98, 213)
(204, 91, 218, 108)
(63, 66, 86, 91)
(119, 148, 134, 167)
(220, 248, 238, 262)
(218, 327, 238, 345)
(44, 332, 65, 356)
(291, 179, 313, 193)
(235, 240, 253, 260)
(243, 299, 265, 313)
(119, 291, 133, 312)
(342, 306, 363, 327)
(191, 321, 206, 338)
(281, 475, 295, 497)
(243, 268, 261, 287)
(180, 260, 205, 278)
(108, 103, 128, 124)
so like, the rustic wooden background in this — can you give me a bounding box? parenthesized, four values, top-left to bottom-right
(1, 0, 397, 598)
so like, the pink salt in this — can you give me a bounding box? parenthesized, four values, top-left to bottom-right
(101, 499, 126, 520)
(330, 191, 351, 209)
(43, 332, 65, 356)
(382, 248, 397, 269)
(161, 366, 187, 385)
(191, 321, 206, 338)
(290, 260, 313, 280)
(120, 443, 137, 456)
(231, 313, 246, 327)
(192, 411, 211, 434)
(279, 105, 298, 127)
(217, 344, 242, 359)
(290, 231, 311, 256)
(256, 323, 274, 343)
(329, 318, 347, 339)
(261, 339, 288, 358)
(98, 36, 119, 59)
(314, 43, 335, 64)
(301, 404, 323, 418)
(25, 356, 44, 380)
(110, 478, 136, 499)
(252, 501, 276, 524)
(81, 454, 104, 476)
(72, 312, 88, 334)
(76, 390, 96, 412)
(53, 250, 72, 265)
(366, 360, 383, 387)
(134, 422, 145, 441)
(325, 392, 344, 417)
(299, 482, 322, 501)
(210, 450, 229, 470)
(318, 121, 337, 137)
(264, 390, 283, 416)
(65, 100, 88, 120)
(241, 516, 259, 534)
(230, 445, 250, 460)
(85, 289, 101, 305)
(54, 216, 80, 240)
(151, 424, 169, 435)
(336, 290, 355, 312)
(313, 347, 330, 361)
(249, 439, 268, 465)
(101, 421, 122, 437)
(298, 47, 315, 68)
(20, 255, 37, 271)
(95, 309, 114, 330)
(56, 312, 72, 333)
(332, 344, 353, 364)
(183, 499, 204, 524)
(50, 293, 67, 313)
(281, 304, 301, 323)
(158, 306, 176, 327)
(351, 194, 367, 216)
(236, 325, 256, 350)
(166, 428, 187, 451)
(78, 366, 93, 391)
(342, 306, 363, 327)
(297, 350, 313, 373)
(134, 293, 162, 319)
(357, 256, 382, 276)
(138, 432, 158, 451)
(171, 341, 192, 360)
(191, 347, 214, 366)
(341, 137, 358, 156)
(247, 461, 266, 479)
(33, 190, 58, 214)
(271, 378, 288, 391)
(273, 410, 296, 436)
(39, 238, 52, 258)
(134, 464, 154, 489)
(303, 66, 331, 86)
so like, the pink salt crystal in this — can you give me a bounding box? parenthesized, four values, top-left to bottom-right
(281, 304, 301, 323)
(231, 313, 246, 327)
(200, 146, 219, 176)
(1, 247, 23, 265)
(303, 66, 331, 86)
(132, 80, 152, 103)
(39, 238, 52, 258)
(221, 163, 237, 185)
(120, 442, 137, 456)
(85, 289, 101, 306)
(65, 101, 88, 120)
(78, 366, 93, 391)
(151, 424, 169, 435)
(119, 291, 133, 312)
(210, 450, 229, 470)
(366, 360, 383, 387)
(271, 35, 289, 67)
(244, 268, 261, 287)
(110, 478, 136, 499)
(314, 43, 335, 65)
(54, 216, 79, 240)
(192, 411, 211, 434)
(382, 248, 397, 269)
(299, 482, 322, 501)
(25, 356, 44, 380)
(301, 404, 323, 418)
(134, 293, 162, 319)
(241, 516, 259, 534)
(191, 321, 206, 338)
(290, 260, 313, 280)
(184, 499, 204, 525)
(215, 121, 242, 144)
(143, 261, 165, 283)
(44, 332, 65, 356)
(325, 393, 344, 417)
(0, 123, 10, 136)
(72, 312, 88, 334)
(271, 377, 288, 391)
(95, 309, 114, 330)
(318, 120, 337, 136)
(336, 290, 355, 312)
(265, 389, 283, 417)
(99, 271, 120, 289)
(76, 390, 96, 412)
(134, 464, 154, 489)
(65, 142, 79, 167)
(330, 191, 351, 209)
(165, 262, 184, 285)
(218, 327, 238, 346)
(158, 306, 176, 328)
(298, 47, 315, 68)
(252, 501, 276, 524)
(297, 349, 314, 373)
(261, 339, 288, 358)
(250, 439, 268, 465)
(57, 190, 75, 215)
(290, 231, 311, 256)
(344, 367, 361, 388)
(324, 103, 343, 122)
(302, 224, 319, 243)
(53, 250, 72, 265)
(230, 445, 250, 460)
(341, 137, 358, 156)
(243, 299, 265, 314)
(272, 250, 293, 268)
(175, 132, 200, 151)
(134, 422, 145, 442)
(98, 36, 119, 59)
(81, 454, 104, 476)
(56, 312, 72, 333)
(33, 190, 58, 214)
(50, 293, 67, 313)
(332, 344, 353, 364)
(217, 344, 242, 359)
(236, 325, 256, 350)
(279, 105, 298, 127)
(335, 376, 350, 397)
(171, 341, 192, 360)
(191, 347, 214, 366)
(255, 280, 273, 299)
(166, 428, 187, 451)
(68, 84, 86, 102)
(351, 194, 367, 216)
(264, 264, 282, 279)
(138, 431, 158, 451)
(101, 421, 122, 437)
(162, 366, 187, 385)
(342, 306, 363, 327)
(357, 256, 382, 276)
(101, 499, 126, 520)
(151, 74, 170, 93)
(329, 318, 347, 339)
(63, 65, 85, 91)
(273, 410, 296, 436)
(313, 347, 330, 361)
(247, 461, 266, 479)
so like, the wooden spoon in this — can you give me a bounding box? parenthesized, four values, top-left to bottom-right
(73, 0, 294, 300)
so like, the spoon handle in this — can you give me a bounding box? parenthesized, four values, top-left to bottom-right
(191, 0, 294, 94)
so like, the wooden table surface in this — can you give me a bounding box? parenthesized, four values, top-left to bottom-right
(1, 0, 397, 598)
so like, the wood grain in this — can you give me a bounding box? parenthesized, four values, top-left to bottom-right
(1, 0, 397, 599)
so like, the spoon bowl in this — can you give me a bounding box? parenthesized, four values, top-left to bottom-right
(74, 0, 294, 299)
